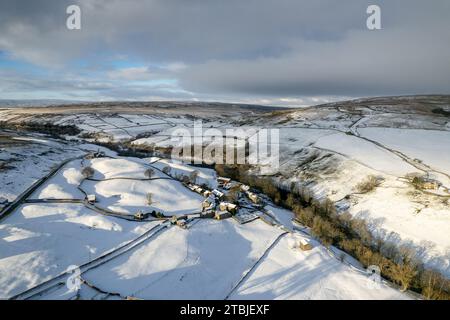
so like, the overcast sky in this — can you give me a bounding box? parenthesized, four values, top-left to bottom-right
(0, 0, 449, 107)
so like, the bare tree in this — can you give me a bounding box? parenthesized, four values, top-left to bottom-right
(181, 175, 190, 184)
(144, 168, 154, 178)
(81, 166, 95, 179)
(392, 248, 419, 291)
(162, 166, 171, 175)
(189, 170, 199, 184)
(420, 269, 449, 300)
(146, 192, 153, 205)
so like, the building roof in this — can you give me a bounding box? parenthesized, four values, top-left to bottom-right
(215, 210, 230, 216)
(212, 189, 224, 197)
(300, 238, 310, 246)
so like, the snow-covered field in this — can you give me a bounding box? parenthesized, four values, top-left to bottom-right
(314, 132, 417, 176)
(31, 159, 85, 200)
(149, 157, 218, 189)
(81, 177, 203, 216)
(0, 135, 85, 202)
(231, 234, 407, 300)
(0, 203, 159, 298)
(19, 218, 408, 300)
(359, 128, 450, 175)
(80, 219, 283, 300)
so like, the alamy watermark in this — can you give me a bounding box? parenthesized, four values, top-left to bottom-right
(66, 5, 81, 30)
(67, 5, 381, 31)
(367, 5, 382, 30)
(170, 121, 279, 174)
(66, 264, 81, 292)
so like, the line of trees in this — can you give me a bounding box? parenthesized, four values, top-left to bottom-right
(0, 121, 80, 138)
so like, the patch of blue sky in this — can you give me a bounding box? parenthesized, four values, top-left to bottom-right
(0, 51, 48, 76)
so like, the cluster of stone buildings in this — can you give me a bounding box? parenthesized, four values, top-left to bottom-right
(188, 176, 263, 222)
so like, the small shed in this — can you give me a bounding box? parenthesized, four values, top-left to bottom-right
(134, 211, 149, 220)
(176, 218, 187, 229)
(87, 194, 96, 204)
(219, 202, 229, 211)
(215, 210, 231, 220)
(219, 202, 237, 214)
(299, 239, 313, 251)
(227, 203, 238, 214)
(203, 190, 211, 197)
(240, 185, 250, 192)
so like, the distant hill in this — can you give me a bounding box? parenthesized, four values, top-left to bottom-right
(0, 99, 84, 108)
(0, 99, 286, 112)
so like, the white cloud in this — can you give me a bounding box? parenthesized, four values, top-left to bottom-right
(165, 62, 187, 72)
(107, 67, 152, 81)
(0, 0, 449, 102)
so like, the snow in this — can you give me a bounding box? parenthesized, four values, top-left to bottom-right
(314, 132, 416, 176)
(0, 138, 84, 202)
(82, 219, 284, 299)
(81, 178, 203, 216)
(149, 158, 218, 189)
(118, 114, 168, 125)
(265, 205, 295, 231)
(231, 235, 409, 300)
(31, 160, 85, 199)
(2, 101, 448, 300)
(0, 203, 159, 298)
(348, 185, 450, 275)
(131, 135, 171, 147)
(89, 158, 157, 180)
(280, 128, 336, 150)
(359, 127, 450, 174)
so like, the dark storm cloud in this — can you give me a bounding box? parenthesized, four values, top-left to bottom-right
(0, 0, 449, 102)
